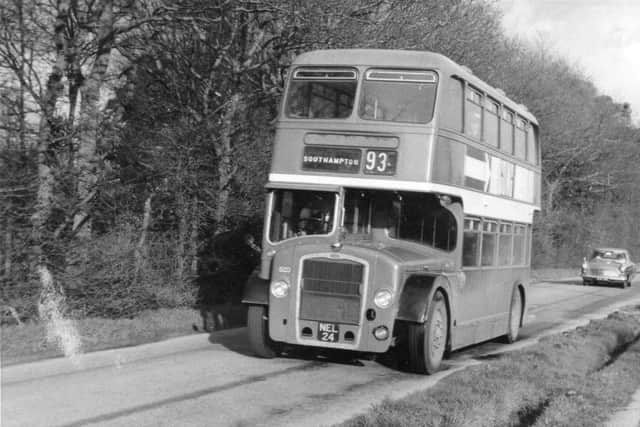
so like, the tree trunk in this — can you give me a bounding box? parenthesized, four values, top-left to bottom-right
(189, 200, 200, 277)
(32, 0, 81, 357)
(32, 0, 69, 246)
(176, 190, 188, 285)
(544, 179, 559, 213)
(73, 0, 114, 239)
(2, 217, 11, 279)
(134, 194, 153, 279)
(213, 93, 242, 235)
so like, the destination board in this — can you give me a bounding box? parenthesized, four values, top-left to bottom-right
(302, 146, 397, 175)
(302, 146, 361, 173)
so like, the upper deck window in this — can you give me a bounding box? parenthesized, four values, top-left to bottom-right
(358, 69, 437, 124)
(285, 68, 357, 119)
(484, 99, 499, 147)
(465, 87, 482, 140)
(527, 125, 539, 165)
(501, 109, 514, 154)
(514, 117, 527, 160)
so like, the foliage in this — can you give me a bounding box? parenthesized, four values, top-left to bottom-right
(1, 0, 639, 321)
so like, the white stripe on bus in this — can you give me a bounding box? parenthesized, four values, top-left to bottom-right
(268, 173, 539, 223)
(464, 154, 490, 183)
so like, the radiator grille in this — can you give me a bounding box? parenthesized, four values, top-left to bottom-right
(299, 258, 364, 325)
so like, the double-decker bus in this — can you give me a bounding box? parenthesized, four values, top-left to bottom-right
(242, 49, 541, 374)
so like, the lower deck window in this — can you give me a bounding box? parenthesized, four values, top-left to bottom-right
(513, 225, 526, 265)
(498, 223, 513, 265)
(463, 218, 481, 266)
(464, 217, 529, 268)
(481, 221, 498, 266)
(344, 189, 457, 251)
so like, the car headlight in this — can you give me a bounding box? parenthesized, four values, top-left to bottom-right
(374, 289, 393, 309)
(270, 280, 290, 298)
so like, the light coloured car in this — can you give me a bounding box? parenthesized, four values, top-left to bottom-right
(581, 248, 635, 288)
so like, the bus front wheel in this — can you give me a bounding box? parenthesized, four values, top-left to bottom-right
(407, 291, 448, 374)
(247, 305, 281, 358)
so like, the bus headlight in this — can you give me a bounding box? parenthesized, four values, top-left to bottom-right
(374, 289, 393, 308)
(270, 280, 290, 298)
(373, 326, 389, 340)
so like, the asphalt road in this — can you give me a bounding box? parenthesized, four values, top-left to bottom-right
(3, 277, 640, 427)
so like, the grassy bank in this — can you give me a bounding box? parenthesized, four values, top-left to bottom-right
(341, 305, 640, 427)
(0, 305, 247, 366)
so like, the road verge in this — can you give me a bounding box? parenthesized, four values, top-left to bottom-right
(340, 305, 640, 427)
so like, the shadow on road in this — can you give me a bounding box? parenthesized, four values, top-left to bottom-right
(208, 328, 369, 368)
(543, 278, 583, 286)
(543, 277, 637, 289)
(208, 329, 254, 356)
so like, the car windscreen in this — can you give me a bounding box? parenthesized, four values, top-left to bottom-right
(591, 250, 625, 261)
(358, 69, 437, 124)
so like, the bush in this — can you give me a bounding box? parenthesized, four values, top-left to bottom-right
(60, 224, 196, 318)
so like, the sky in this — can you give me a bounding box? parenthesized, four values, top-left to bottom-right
(498, 0, 640, 123)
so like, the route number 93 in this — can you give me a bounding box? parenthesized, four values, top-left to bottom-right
(363, 150, 397, 175)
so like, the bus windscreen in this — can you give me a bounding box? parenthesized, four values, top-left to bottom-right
(359, 69, 437, 124)
(268, 189, 337, 242)
(285, 68, 357, 119)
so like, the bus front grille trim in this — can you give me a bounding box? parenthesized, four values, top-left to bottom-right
(299, 258, 364, 325)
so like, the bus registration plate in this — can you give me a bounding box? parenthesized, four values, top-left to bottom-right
(318, 322, 339, 342)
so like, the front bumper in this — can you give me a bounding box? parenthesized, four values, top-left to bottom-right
(582, 274, 626, 283)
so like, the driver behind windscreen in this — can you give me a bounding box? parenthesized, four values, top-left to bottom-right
(297, 199, 331, 235)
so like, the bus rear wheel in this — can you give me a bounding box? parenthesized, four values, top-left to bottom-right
(247, 305, 281, 358)
(504, 287, 523, 344)
(407, 291, 448, 374)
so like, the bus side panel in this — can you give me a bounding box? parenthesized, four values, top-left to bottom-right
(452, 266, 529, 350)
(431, 136, 465, 186)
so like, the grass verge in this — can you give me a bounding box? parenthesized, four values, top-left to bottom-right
(340, 305, 640, 427)
(0, 305, 247, 366)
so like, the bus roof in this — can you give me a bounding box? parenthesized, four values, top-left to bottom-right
(292, 49, 538, 125)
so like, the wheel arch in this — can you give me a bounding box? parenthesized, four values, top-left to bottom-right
(396, 274, 453, 348)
